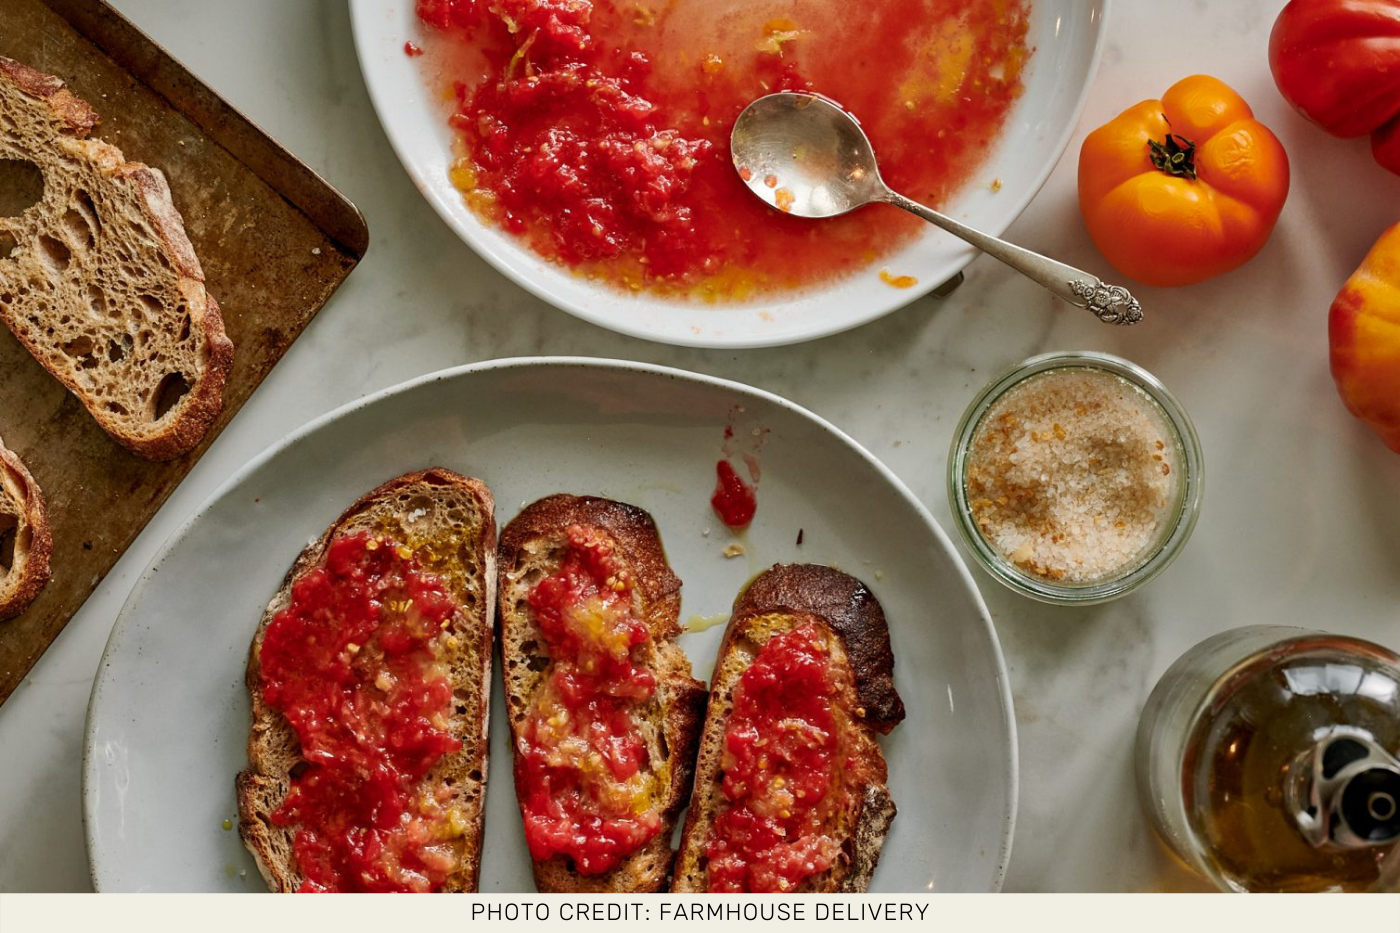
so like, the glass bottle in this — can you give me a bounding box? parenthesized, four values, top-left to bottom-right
(1136, 626, 1400, 892)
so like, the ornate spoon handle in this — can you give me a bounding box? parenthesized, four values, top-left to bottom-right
(881, 189, 1144, 325)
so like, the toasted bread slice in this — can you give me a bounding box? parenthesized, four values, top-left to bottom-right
(671, 563, 906, 893)
(0, 436, 51, 619)
(0, 56, 233, 460)
(237, 468, 496, 892)
(497, 495, 707, 892)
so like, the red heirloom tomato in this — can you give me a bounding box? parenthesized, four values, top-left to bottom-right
(1374, 116, 1400, 174)
(1270, 0, 1400, 174)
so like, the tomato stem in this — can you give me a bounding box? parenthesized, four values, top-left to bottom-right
(1148, 117, 1198, 180)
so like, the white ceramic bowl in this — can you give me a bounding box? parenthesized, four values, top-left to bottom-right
(83, 358, 1016, 892)
(349, 1, 1108, 348)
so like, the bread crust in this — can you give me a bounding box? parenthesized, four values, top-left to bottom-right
(497, 495, 707, 893)
(236, 468, 496, 892)
(733, 564, 905, 732)
(0, 436, 51, 620)
(670, 564, 905, 893)
(0, 55, 233, 461)
(0, 56, 98, 135)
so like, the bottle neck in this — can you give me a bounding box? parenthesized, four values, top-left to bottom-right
(1288, 729, 1400, 850)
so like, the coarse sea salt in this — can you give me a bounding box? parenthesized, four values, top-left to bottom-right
(964, 368, 1178, 584)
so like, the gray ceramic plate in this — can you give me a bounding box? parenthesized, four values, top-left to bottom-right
(83, 358, 1016, 892)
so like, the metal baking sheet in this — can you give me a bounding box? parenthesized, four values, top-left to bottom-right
(0, 0, 369, 704)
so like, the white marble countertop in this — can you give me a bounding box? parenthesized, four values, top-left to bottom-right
(3, 0, 1398, 893)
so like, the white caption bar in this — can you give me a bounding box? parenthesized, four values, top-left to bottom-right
(3, 892, 1398, 933)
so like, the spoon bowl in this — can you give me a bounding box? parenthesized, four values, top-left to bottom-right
(731, 91, 1144, 325)
(731, 93, 885, 218)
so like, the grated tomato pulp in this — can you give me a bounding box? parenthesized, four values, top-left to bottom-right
(415, 0, 1030, 298)
(258, 531, 464, 893)
(710, 459, 757, 530)
(705, 622, 853, 892)
(515, 525, 663, 874)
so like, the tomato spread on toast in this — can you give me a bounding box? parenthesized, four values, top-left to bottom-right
(705, 621, 854, 891)
(258, 531, 464, 892)
(515, 525, 665, 874)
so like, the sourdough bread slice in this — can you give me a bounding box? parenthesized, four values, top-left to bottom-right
(497, 495, 707, 892)
(0, 436, 50, 619)
(670, 563, 906, 893)
(237, 468, 496, 892)
(0, 56, 232, 460)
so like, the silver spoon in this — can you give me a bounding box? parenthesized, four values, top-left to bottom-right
(731, 92, 1143, 325)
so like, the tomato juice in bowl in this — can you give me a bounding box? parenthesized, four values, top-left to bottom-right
(349, 0, 1108, 346)
(414, 0, 1030, 300)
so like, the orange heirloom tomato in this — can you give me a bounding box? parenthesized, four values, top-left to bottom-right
(1330, 222, 1400, 453)
(1078, 75, 1290, 287)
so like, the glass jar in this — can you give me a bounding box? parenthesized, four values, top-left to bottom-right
(1136, 626, 1400, 892)
(947, 351, 1203, 605)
